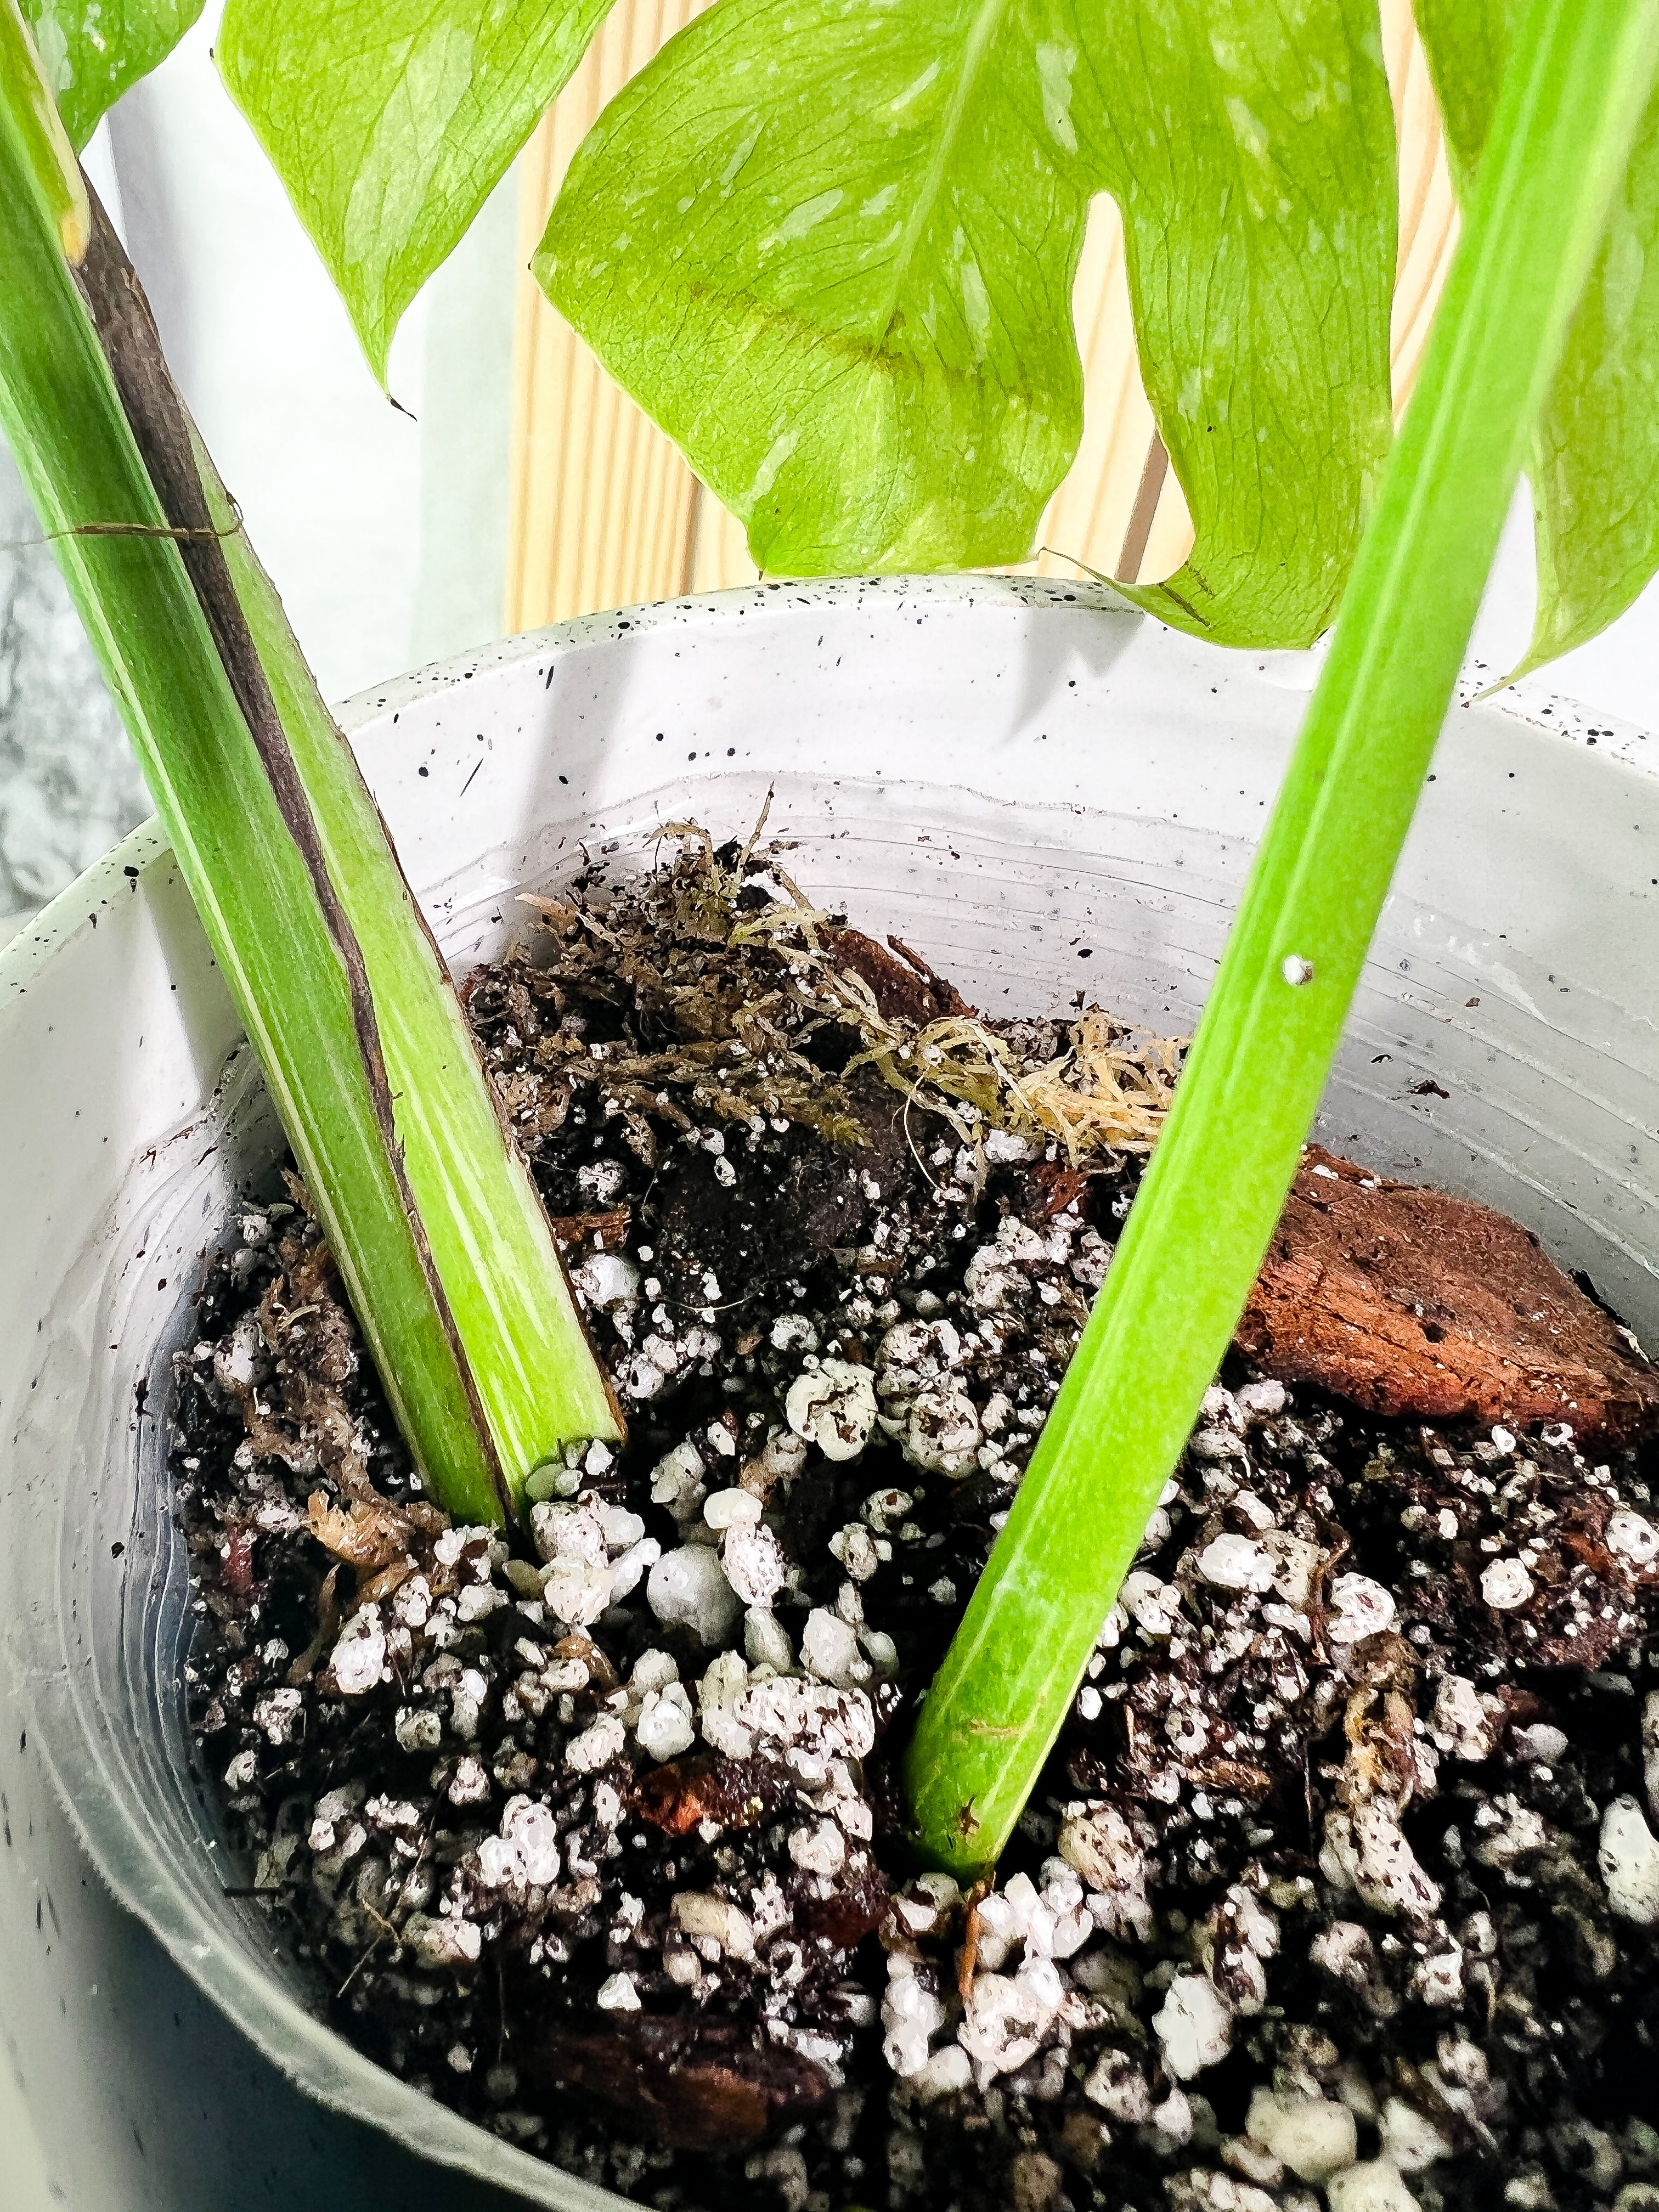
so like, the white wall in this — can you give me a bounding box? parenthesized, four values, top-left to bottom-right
(104, 3, 517, 706)
(1472, 492, 1659, 730)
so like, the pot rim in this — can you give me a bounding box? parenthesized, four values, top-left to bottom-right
(5, 574, 1133, 1004)
(3, 570, 1651, 2209)
(6, 567, 1651, 1000)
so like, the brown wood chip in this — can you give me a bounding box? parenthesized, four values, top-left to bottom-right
(306, 1490, 420, 1571)
(626, 1753, 793, 1838)
(545, 1205, 631, 1250)
(792, 1857, 890, 1950)
(826, 927, 971, 1025)
(1022, 1161, 1091, 1220)
(532, 2018, 830, 2151)
(1238, 1147, 1659, 1445)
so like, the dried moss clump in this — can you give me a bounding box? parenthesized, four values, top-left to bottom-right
(473, 819, 1180, 1176)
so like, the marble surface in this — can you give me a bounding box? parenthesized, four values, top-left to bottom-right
(0, 444, 149, 943)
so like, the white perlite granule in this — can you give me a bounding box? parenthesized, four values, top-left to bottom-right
(1326, 1573, 1397, 1644)
(1058, 1803, 1154, 1940)
(703, 1487, 761, 1531)
(830, 1521, 882, 1581)
(902, 1381, 983, 1477)
(500, 1795, 561, 1885)
(475, 1835, 523, 1889)
(1598, 1795, 1659, 1925)
(1121, 1570, 1182, 1637)
(647, 1545, 742, 1644)
(1245, 2089, 1358, 2182)
(252, 1687, 304, 1743)
(328, 1608, 387, 1695)
(1197, 1534, 1276, 1593)
(403, 1913, 482, 1967)
(650, 1439, 706, 1517)
(785, 1359, 877, 1460)
(635, 1683, 696, 1761)
(800, 1606, 863, 1687)
(1152, 1973, 1232, 2080)
(1325, 2160, 1422, 2212)
(736, 1675, 876, 1762)
(1431, 1674, 1498, 1762)
(1480, 1558, 1534, 1610)
(607, 1534, 661, 1604)
(1512, 1722, 1569, 1766)
(529, 1498, 606, 1565)
(788, 1819, 846, 1876)
(697, 1650, 753, 1758)
(571, 1248, 637, 1307)
(1378, 2097, 1455, 2174)
(877, 1318, 962, 1387)
(564, 1713, 626, 1774)
(911, 2044, 972, 2102)
(393, 1703, 441, 1753)
(1082, 2049, 1155, 2123)
(721, 1520, 788, 1607)
(1321, 1801, 1442, 1918)
(957, 1956, 1065, 2083)
(1607, 1509, 1659, 1565)
(540, 1553, 611, 1628)
(744, 1606, 794, 1672)
(882, 1956, 946, 2076)
(670, 1891, 755, 1959)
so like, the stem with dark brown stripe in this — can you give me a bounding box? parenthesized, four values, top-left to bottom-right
(0, 12, 620, 1518)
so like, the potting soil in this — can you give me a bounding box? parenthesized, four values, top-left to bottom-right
(176, 831, 1659, 2212)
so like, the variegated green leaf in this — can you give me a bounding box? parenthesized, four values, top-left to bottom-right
(218, 0, 619, 381)
(19, 0, 201, 148)
(1093, 1, 1397, 645)
(540, 0, 1397, 645)
(548, 0, 1092, 573)
(1417, 0, 1659, 676)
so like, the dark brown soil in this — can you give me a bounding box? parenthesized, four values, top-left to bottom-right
(175, 832, 1659, 2212)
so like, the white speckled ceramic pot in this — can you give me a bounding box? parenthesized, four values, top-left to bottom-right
(3, 577, 1656, 2210)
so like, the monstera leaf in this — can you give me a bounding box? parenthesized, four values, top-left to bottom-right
(1417, 0, 1659, 678)
(545, 0, 1094, 577)
(539, 0, 1397, 646)
(19, 0, 201, 147)
(218, 0, 623, 381)
(1090, 2, 1397, 645)
(27, 0, 1659, 667)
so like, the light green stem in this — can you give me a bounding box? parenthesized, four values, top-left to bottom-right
(905, 0, 1659, 1874)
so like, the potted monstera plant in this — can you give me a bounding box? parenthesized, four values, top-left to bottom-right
(3, 0, 1659, 2207)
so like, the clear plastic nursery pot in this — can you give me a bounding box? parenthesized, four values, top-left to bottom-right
(2, 576, 1656, 2211)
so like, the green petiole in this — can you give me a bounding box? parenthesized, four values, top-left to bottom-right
(904, 0, 1659, 1875)
(0, 31, 620, 1523)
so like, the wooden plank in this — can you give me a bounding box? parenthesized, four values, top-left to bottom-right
(505, 0, 707, 629)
